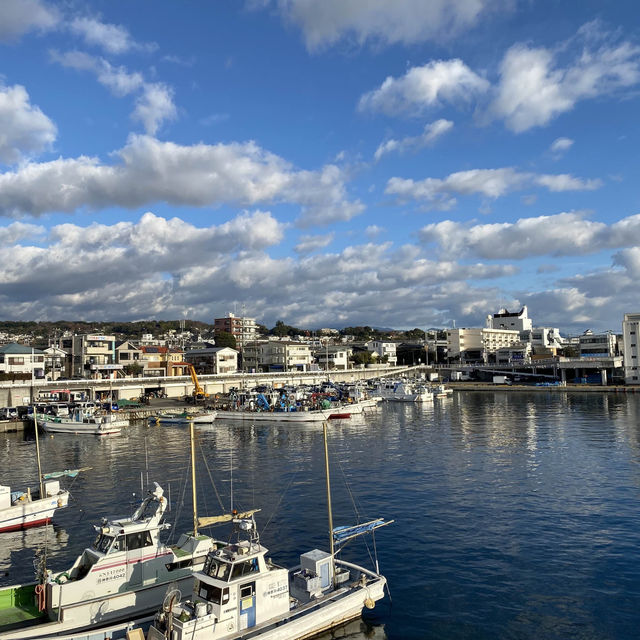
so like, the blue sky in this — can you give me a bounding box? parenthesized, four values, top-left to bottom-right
(1, 0, 639, 334)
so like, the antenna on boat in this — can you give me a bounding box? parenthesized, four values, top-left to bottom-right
(323, 420, 336, 586)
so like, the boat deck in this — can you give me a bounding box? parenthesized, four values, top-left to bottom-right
(0, 584, 46, 630)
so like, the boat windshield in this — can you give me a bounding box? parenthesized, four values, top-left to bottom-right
(202, 555, 231, 581)
(93, 533, 115, 554)
(196, 580, 230, 605)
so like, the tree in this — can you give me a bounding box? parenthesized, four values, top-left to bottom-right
(214, 331, 237, 349)
(351, 351, 375, 365)
(123, 362, 143, 377)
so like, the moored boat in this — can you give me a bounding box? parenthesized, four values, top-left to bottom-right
(150, 410, 217, 425)
(146, 420, 392, 640)
(0, 483, 215, 639)
(40, 409, 128, 435)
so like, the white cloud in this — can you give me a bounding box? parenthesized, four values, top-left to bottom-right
(490, 31, 640, 132)
(267, 0, 503, 51)
(386, 167, 601, 209)
(374, 119, 453, 161)
(359, 59, 489, 116)
(419, 212, 640, 259)
(0, 84, 57, 164)
(0, 221, 45, 244)
(0, 0, 59, 42)
(294, 233, 335, 254)
(69, 17, 157, 54)
(0, 135, 363, 227)
(50, 51, 176, 134)
(550, 137, 574, 154)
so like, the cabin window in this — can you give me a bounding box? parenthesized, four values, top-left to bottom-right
(203, 557, 231, 581)
(126, 531, 153, 550)
(110, 535, 126, 553)
(166, 555, 207, 572)
(197, 583, 229, 605)
(231, 559, 259, 579)
(93, 533, 115, 554)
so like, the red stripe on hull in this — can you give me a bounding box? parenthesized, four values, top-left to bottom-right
(0, 516, 51, 533)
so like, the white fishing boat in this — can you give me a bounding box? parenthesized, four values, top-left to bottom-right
(0, 412, 77, 533)
(150, 410, 217, 425)
(0, 479, 69, 534)
(146, 421, 392, 640)
(40, 409, 128, 435)
(0, 483, 216, 639)
(373, 379, 433, 402)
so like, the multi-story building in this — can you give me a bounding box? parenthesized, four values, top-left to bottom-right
(243, 340, 312, 372)
(0, 343, 45, 378)
(622, 313, 640, 384)
(138, 346, 189, 377)
(579, 330, 619, 358)
(184, 347, 238, 375)
(314, 346, 353, 371)
(214, 312, 258, 348)
(486, 306, 533, 332)
(60, 334, 119, 378)
(447, 328, 520, 363)
(365, 340, 397, 365)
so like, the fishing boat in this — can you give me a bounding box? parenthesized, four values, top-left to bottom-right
(0, 483, 216, 640)
(40, 408, 128, 435)
(0, 412, 78, 533)
(373, 379, 434, 402)
(150, 410, 217, 425)
(0, 420, 219, 640)
(146, 421, 392, 640)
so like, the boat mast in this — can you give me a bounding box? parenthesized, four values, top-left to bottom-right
(190, 421, 198, 537)
(323, 421, 335, 580)
(33, 406, 44, 498)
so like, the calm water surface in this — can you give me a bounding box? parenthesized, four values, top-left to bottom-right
(2, 391, 640, 639)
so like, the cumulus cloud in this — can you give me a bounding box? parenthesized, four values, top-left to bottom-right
(374, 119, 453, 161)
(0, 0, 59, 42)
(265, 0, 503, 51)
(0, 84, 57, 164)
(69, 17, 157, 54)
(294, 233, 335, 254)
(359, 59, 488, 116)
(419, 212, 640, 259)
(0, 135, 363, 226)
(549, 137, 574, 155)
(490, 28, 640, 132)
(386, 167, 601, 209)
(50, 50, 176, 134)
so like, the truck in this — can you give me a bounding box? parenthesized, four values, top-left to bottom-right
(493, 375, 511, 385)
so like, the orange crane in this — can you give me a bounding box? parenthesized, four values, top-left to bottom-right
(177, 363, 209, 401)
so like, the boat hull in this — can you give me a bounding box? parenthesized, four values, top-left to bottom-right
(215, 410, 330, 423)
(41, 420, 123, 435)
(0, 492, 70, 533)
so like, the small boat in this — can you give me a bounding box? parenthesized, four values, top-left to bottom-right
(0, 411, 80, 533)
(150, 410, 217, 425)
(374, 379, 434, 402)
(146, 421, 392, 640)
(40, 409, 128, 435)
(0, 478, 70, 534)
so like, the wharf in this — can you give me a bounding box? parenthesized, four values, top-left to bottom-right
(447, 382, 639, 393)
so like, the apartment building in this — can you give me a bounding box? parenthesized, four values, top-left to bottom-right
(243, 340, 312, 372)
(0, 343, 45, 378)
(447, 328, 520, 363)
(60, 334, 119, 378)
(623, 313, 640, 384)
(314, 346, 353, 371)
(366, 340, 397, 365)
(184, 347, 238, 374)
(214, 312, 258, 348)
(486, 306, 533, 332)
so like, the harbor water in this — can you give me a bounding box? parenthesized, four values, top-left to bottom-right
(1, 391, 640, 639)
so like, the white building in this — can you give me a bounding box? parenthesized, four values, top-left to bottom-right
(486, 306, 533, 332)
(184, 347, 238, 375)
(0, 343, 45, 378)
(243, 340, 312, 372)
(622, 313, 640, 384)
(314, 346, 353, 371)
(366, 340, 397, 365)
(447, 328, 520, 363)
(579, 330, 619, 358)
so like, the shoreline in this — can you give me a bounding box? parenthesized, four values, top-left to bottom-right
(446, 382, 638, 393)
